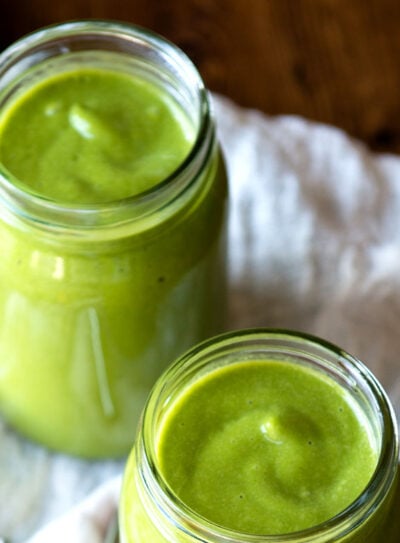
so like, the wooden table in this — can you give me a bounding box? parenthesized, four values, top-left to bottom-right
(2, 0, 400, 153)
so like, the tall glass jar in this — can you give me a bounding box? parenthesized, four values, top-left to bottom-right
(0, 21, 227, 457)
(120, 329, 399, 543)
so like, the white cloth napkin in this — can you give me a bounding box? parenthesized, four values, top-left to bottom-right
(2, 94, 400, 541)
(25, 477, 121, 543)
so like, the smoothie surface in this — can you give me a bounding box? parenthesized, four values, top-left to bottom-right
(0, 67, 195, 203)
(157, 360, 378, 534)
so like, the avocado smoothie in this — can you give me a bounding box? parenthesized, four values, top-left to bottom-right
(0, 22, 227, 457)
(120, 330, 399, 542)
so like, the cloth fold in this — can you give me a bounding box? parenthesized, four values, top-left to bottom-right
(2, 94, 400, 541)
(25, 477, 121, 543)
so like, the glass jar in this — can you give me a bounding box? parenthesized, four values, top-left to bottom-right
(120, 329, 399, 542)
(0, 21, 227, 457)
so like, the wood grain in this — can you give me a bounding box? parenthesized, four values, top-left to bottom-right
(2, 0, 400, 152)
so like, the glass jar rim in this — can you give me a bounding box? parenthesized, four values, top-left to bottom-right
(0, 20, 214, 236)
(139, 328, 399, 543)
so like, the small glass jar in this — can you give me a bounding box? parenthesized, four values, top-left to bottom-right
(0, 21, 227, 457)
(120, 329, 399, 543)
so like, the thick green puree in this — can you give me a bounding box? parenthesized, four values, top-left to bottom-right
(0, 52, 226, 457)
(157, 360, 377, 534)
(0, 68, 194, 202)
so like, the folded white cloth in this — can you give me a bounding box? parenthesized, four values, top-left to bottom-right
(25, 477, 121, 543)
(2, 94, 400, 541)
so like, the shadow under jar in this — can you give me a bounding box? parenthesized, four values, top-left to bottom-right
(120, 329, 399, 542)
(0, 21, 227, 458)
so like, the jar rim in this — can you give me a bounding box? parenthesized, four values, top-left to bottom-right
(139, 328, 399, 542)
(0, 20, 214, 235)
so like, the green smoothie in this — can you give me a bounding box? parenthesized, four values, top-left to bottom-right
(157, 360, 376, 534)
(0, 68, 194, 202)
(121, 359, 383, 540)
(0, 30, 227, 457)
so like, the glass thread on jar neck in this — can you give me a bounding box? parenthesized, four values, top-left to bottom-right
(134, 329, 398, 543)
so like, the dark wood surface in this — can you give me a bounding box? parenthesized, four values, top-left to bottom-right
(2, 0, 400, 153)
